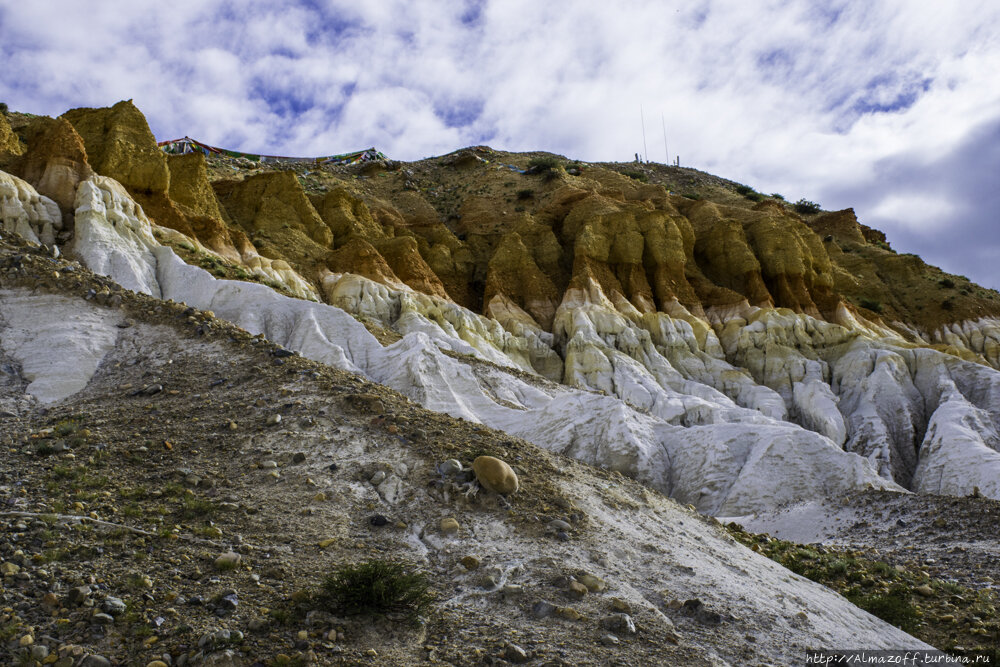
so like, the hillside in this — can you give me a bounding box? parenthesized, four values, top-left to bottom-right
(1, 101, 999, 664)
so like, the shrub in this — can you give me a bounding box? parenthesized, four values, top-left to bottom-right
(771, 193, 785, 201)
(179, 496, 217, 519)
(793, 198, 822, 214)
(681, 192, 702, 200)
(0, 102, 8, 115)
(54, 419, 80, 436)
(859, 299, 883, 313)
(847, 585, 919, 633)
(941, 299, 954, 311)
(316, 560, 435, 622)
(527, 156, 560, 173)
(516, 189, 534, 200)
(745, 192, 764, 202)
(622, 170, 649, 183)
(734, 184, 755, 196)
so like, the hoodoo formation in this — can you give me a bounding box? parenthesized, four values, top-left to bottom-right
(1, 101, 999, 664)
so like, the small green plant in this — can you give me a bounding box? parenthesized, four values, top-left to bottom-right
(681, 192, 702, 200)
(123, 503, 143, 518)
(54, 419, 79, 436)
(793, 198, 822, 214)
(516, 189, 534, 200)
(847, 585, 919, 633)
(51, 465, 81, 481)
(0, 620, 20, 642)
(162, 482, 186, 498)
(770, 193, 785, 200)
(622, 170, 649, 183)
(0, 102, 8, 115)
(179, 496, 217, 519)
(941, 299, 954, 311)
(734, 184, 756, 196)
(35, 442, 57, 457)
(870, 561, 895, 578)
(527, 156, 560, 173)
(744, 191, 764, 202)
(859, 299, 884, 313)
(316, 560, 435, 622)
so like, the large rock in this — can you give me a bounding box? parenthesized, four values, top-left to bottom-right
(0, 113, 25, 163)
(213, 170, 332, 247)
(62, 100, 169, 194)
(0, 170, 62, 245)
(14, 116, 93, 223)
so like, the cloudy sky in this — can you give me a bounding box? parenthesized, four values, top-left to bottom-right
(2, 1, 999, 288)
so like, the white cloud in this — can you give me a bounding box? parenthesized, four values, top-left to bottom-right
(1, 0, 999, 286)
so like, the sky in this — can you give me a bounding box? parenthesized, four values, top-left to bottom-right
(2, 0, 999, 288)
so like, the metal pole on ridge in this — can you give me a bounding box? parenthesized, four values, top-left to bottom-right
(661, 113, 668, 165)
(640, 105, 648, 163)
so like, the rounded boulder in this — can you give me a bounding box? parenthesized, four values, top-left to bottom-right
(472, 456, 519, 495)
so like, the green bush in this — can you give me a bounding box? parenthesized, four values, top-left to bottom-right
(622, 170, 649, 182)
(770, 193, 785, 201)
(734, 184, 755, 196)
(847, 585, 919, 633)
(793, 198, 822, 214)
(527, 156, 560, 173)
(0, 102, 8, 115)
(317, 560, 435, 622)
(941, 299, 954, 311)
(937, 278, 955, 288)
(681, 192, 702, 200)
(516, 189, 534, 200)
(745, 192, 764, 202)
(859, 299, 883, 313)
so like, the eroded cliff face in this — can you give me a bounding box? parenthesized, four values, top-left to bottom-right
(3, 102, 1000, 514)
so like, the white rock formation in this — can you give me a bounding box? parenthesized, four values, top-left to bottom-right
(0, 291, 119, 403)
(5, 169, 1000, 511)
(69, 175, 162, 297)
(0, 171, 61, 246)
(931, 317, 1000, 368)
(154, 225, 319, 301)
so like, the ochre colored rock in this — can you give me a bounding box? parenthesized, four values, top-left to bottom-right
(314, 187, 386, 243)
(166, 152, 225, 221)
(213, 171, 332, 246)
(13, 116, 92, 222)
(374, 235, 450, 298)
(0, 113, 25, 163)
(412, 223, 476, 306)
(688, 201, 772, 308)
(806, 208, 866, 246)
(484, 231, 560, 329)
(326, 237, 404, 287)
(62, 100, 169, 194)
(472, 456, 519, 495)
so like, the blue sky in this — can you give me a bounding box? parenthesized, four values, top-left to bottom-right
(2, 0, 999, 289)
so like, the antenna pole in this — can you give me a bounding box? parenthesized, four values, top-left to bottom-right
(661, 113, 668, 165)
(640, 105, 648, 163)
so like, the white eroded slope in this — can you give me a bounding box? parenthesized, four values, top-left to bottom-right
(11, 172, 894, 515)
(0, 291, 119, 403)
(4, 170, 1000, 510)
(0, 171, 61, 246)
